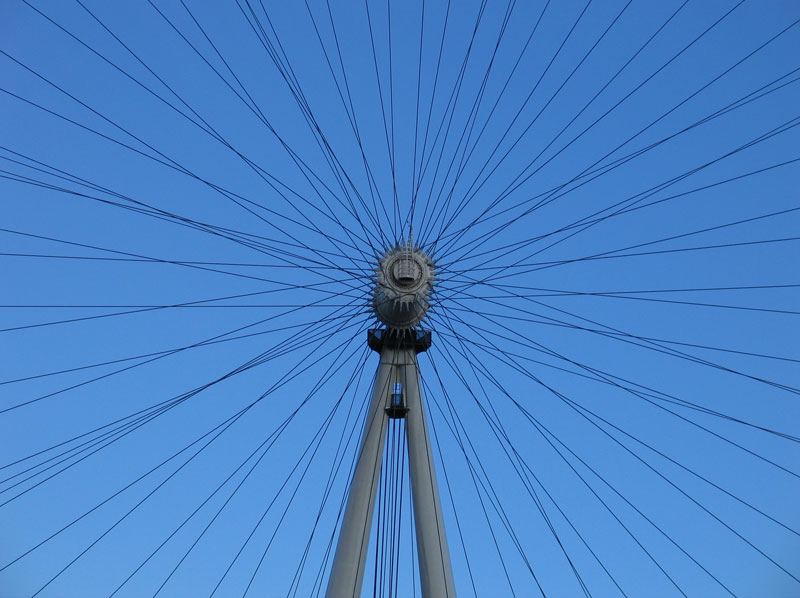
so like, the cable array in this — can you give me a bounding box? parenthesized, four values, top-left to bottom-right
(1, 1, 798, 596)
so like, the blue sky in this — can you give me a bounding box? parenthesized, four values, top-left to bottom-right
(1, 1, 799, 596)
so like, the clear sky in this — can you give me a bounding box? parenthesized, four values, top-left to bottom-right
(1, 1, 799, 597)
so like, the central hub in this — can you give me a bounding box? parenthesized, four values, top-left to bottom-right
(373, 242, 435, 330)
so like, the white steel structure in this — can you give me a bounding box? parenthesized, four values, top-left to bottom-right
(326, 239, 455, 597)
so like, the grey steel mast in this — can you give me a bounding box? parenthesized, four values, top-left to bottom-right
(326, 238, 455, 597)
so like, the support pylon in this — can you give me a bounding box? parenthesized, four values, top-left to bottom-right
(326, 330, 455, 597)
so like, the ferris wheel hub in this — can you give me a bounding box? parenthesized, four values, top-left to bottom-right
(373, 241, 435, 329)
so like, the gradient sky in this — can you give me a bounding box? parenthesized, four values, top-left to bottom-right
(1, 1, 799, 597)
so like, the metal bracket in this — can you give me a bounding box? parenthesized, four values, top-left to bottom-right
(367, 328, 432, 353)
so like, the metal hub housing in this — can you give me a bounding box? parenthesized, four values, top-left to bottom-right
(373, 243, 435, 329)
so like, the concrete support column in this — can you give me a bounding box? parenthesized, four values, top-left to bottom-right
(401, 349, 457, 598)
(326, 336, 455, 598)
(326, 348, 396, 598)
